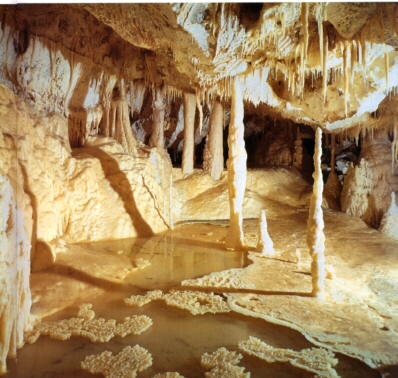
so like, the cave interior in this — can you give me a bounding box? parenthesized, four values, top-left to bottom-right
(0, 3, 398, 378)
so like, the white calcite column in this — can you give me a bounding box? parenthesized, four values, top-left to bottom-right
(307, 127, 326, 299)
(203, 101, 224, 180)
(0, 176, 32, 374)
(256, 209, 275, 255)
(149, 86, 165, 148)
(182, 92, 196, 175)
(226, 77, 247, 250)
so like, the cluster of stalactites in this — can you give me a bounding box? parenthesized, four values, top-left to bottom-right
(194, 2, 396, 120)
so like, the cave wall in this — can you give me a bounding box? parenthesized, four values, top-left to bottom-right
(341, 128, 398, 228)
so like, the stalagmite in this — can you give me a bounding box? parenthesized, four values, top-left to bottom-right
(226, 77, 247, 250)
(149, 86, 166, 149)
(307, 127, 326, 299)
(256, 210, 275, 255)
(182, 92, 196, 175)
(203, 101, 224, 180)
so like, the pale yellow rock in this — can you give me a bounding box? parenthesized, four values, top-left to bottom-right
(0, 84, 171, 266)
(26, 303, 152, 344)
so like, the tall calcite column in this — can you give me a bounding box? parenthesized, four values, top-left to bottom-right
(0, 176, 32, 374)
(307, 127, 326, 299)
(226, 77, 247, 250)
(149, 86, 165, 148)
(203, 101, 224, 180)
(182, 92, 196, 175)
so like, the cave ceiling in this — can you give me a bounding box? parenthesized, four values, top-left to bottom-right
(5, 3, 398, 133)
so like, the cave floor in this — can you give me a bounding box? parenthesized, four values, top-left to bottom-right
(5, 211, 398, 377)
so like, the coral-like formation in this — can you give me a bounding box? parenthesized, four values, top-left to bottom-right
(239, 336, 338, 378)
(152, 373, 185, 378)
(124, 290, 164, 307)
(124, 289, 230, 315)
(163, 291, 231, 315)
(81, 345, 152, 378)
(26, 304, 152, 344)
(201, 347, 250, 378)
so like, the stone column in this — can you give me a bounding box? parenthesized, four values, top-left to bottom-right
(149, 86, 165, 148)
(203, 101, 224, 180)
(307, 127, 326, 299)
(182, 92, 196, 175)
(226, 77, 247, 250)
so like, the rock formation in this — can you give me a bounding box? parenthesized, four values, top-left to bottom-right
(226, 77, 247, 250)
(307, 127, 326, 299)
(256, 209, 275, 255)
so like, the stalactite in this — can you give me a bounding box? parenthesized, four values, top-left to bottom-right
(226, 77, 247, 250)
(256, 210, 275, 255)
(149, 86, 165, 149)
(182, 92, 196, 175)
(322, 37, 328, 104)
(203, 101, 224, 180)
(343, 41, 351, 117)
(196, 90, 204, 135)
(317, 9, 324, 73)
(307, 127, 326, 299)
(303, 3, 309, 62)
(385, 50, 389, 90)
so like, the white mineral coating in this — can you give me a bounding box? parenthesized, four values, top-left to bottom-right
(182, 92, 196, 175)
(226, 77, 247, 250)
(203, 101, 224, 180)
(307, 127, 326, 299)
